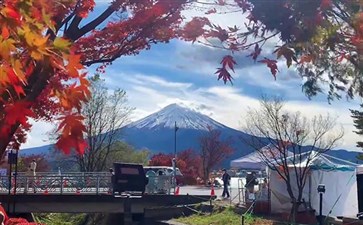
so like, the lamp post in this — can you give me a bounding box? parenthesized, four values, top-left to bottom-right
(173, 121, 179, 193)
(317, 184, 326, 225)
(7, 149, 18, 212)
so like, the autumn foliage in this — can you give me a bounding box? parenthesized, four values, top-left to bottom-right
(193, 0, 363, 100)
(0, 0, 203, 157)
(149, 149, 202, 185)
(199, 127, 234, 182)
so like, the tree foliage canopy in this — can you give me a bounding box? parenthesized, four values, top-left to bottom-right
(0, 0, 199, 156)
(196, 0, 363, 101)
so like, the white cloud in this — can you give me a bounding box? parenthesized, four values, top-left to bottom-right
(23, 71, 362, 152)
(22, 120, 55, 148)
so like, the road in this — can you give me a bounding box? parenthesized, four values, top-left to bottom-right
(178, 185, 243, 204)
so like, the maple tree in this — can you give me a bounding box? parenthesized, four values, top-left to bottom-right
(194, 0, 363, 101)
(0, 0, 204, 158)
(148, 149, 202, 185)
(199, 126, 234, 182)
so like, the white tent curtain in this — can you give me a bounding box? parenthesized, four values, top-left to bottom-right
(269, 152, 359, 217)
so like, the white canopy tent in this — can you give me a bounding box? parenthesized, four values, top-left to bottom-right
(270, 151, 359, 217)
(230, 151, 266, 170)
(230, 144, 291, 170)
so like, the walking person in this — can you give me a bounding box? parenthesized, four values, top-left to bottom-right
(109, 168, 115, 195)
(221, 169, 231, 198)
(30, 159, 37, 174)
(30, 160, 37, 193)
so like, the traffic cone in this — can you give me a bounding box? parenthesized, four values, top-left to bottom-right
(174, 186, 180, 195)
(210, 185, 215, 196)
(43, 188, 48, 195)
(76, 188, 81, 195)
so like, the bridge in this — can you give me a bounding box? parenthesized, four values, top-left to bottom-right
(0, 172, 214, 224)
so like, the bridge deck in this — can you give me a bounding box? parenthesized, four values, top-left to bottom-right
(0, 194, 213, 213)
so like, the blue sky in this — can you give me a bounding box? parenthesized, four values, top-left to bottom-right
(22, 1, 363, 151)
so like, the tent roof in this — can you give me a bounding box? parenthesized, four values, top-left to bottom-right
(283, 151, 358, 171)
(230, 151, 265, 170)
(230, 144, 291, 170)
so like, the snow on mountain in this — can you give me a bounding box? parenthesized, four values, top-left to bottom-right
(127, 103, 227, 131)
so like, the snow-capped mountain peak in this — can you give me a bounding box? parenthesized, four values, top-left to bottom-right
(127, 103, 227, 130)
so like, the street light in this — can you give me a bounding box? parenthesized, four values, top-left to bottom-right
(7, 149, 18, 212)
(173, 121, 179, 193)
(317, 184, 326, 225)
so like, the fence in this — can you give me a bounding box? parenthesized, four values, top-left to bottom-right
(0, 172, 174, 195)
(0, 172, 111, 195)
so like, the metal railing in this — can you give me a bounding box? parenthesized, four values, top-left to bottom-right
(0, 172, 111, 195)
(0, 172, 174, 195)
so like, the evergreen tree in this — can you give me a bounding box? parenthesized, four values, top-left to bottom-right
(350, 105, 363, 161)
(350, 105, 363, 150)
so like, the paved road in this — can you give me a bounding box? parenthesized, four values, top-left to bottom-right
(178, 185, 243, 204)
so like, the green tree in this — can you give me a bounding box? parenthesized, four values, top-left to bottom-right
(350, 105, 363, 160)
(104, 141, 150, 169)
(351, 104, 363, 149)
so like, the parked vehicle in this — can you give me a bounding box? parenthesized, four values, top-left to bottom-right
(143, 166, 183, 176)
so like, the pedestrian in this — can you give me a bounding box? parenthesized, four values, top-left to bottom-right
(30, 159, 37, 175)
(30, 160, 37, 193)
(221, 168, 231, 198)
(109, 168, 115, 194)
(245, 171, 258, 201)
(24, 165, 33, 194)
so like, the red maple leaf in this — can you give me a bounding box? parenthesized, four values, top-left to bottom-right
(215, 67, 233, 84)
(221, 55, 237, 72)
(258, 58, 279, 79)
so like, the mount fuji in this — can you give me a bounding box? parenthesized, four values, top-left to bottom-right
(21, 103, 360, 167)
(120, 103, 255, 163)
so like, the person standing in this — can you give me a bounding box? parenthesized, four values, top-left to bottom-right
(30, 160, 37, 193)
(30, 160, 37, 174)
(221, 169, 231, 198)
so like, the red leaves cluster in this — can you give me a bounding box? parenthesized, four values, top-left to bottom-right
(180, 17, 210, 43)
(149, 149, 202, 185)
(215, 55, 236, 84)
(0, 204, 41, 225)
(258, 58, 278, 79)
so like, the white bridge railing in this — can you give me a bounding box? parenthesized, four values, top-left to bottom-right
(0, 172, 173, 195)
(0, 172, 111, 195)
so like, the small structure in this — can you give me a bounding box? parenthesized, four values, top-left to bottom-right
(269, 151, 359, 217)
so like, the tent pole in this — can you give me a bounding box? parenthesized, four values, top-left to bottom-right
(309, 173, 311, 209)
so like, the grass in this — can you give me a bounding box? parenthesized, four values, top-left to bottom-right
(34, 213, 87, 225)
(176, 207, 274, 225)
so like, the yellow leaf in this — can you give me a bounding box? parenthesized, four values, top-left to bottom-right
(0, 67, 9, 84)
(12, 60, 26, 82)
(54, 37, 70, 51)
(0, 38, 16, 60)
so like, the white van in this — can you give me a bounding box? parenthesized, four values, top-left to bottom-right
(143, 166, 183, 176)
